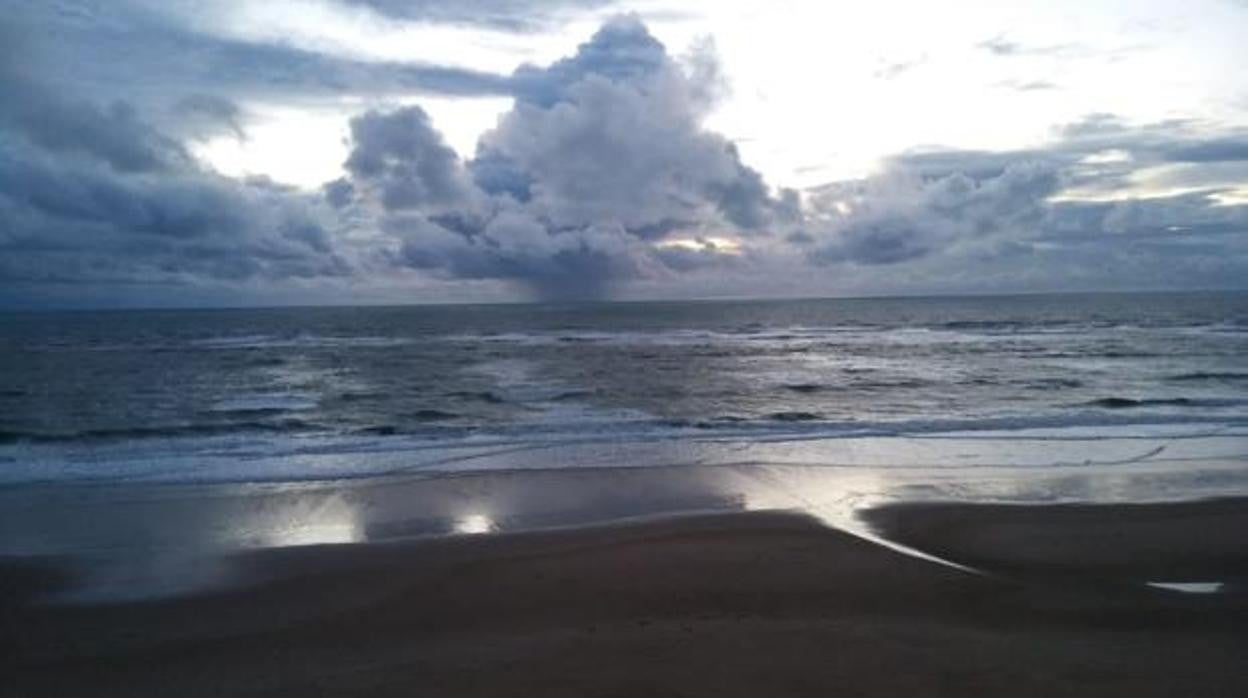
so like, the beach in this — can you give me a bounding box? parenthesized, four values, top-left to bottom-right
(5, 494, 1247, 697)
(2, 296, 1245, 695)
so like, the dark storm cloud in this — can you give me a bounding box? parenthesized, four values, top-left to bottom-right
(334, 16, 795, 298)
(0, 77, 349, 297)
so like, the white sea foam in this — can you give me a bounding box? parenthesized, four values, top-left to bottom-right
(1146, 582, 1225, 594)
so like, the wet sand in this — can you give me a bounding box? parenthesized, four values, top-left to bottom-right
(4, 499, 1248, 698)
(863, 497, 1248, 585)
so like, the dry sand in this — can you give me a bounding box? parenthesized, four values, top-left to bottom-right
(3, 502, 1247, 697)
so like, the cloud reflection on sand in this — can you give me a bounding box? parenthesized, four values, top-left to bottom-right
(3, 430, 1247, 602)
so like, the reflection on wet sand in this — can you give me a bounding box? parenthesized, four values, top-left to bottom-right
(2, 432, 1247, 601)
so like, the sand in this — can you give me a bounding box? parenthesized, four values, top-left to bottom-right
(3, 501, 1248, 697)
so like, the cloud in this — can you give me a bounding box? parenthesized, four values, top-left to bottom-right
(1161, 138, 1248, 163)
(333, 16, 793, 298)
(341, 107, 482, 213)
(338, 0, 616, 32)
(2, 2, 518, 118)
(173, 94, 247, 141)
(0, 81, 191, 174)
(790, 114, 1248, 294)
(3, 10, 1246, 307)
(873, 56, 926, 80)
(976, 35, 1084, 59)
(0, 79, 349, 300)
(483, 17, 792, 234)
(805, 162, 1060, 266)
(995, 79, 1059, 92)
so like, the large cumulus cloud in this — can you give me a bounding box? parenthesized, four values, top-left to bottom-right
(331, 16, 794, 298)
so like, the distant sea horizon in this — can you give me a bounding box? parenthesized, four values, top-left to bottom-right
(5, 286, 1248, 314)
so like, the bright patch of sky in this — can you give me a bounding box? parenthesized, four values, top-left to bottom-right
(173, 0, 1248, 192)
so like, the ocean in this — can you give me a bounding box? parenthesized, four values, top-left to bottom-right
(2, 291, 1246, 489)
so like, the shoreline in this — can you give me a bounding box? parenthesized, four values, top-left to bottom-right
(5, 456, 1248, 601)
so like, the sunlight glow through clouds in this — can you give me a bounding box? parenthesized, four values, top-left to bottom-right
(193, 97, 514, 188)
(187, 0, 1248, 194)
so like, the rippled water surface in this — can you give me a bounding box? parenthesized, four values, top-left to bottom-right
(2, 292, 1246, 484)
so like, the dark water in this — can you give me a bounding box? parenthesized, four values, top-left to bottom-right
(2, 292, 1247, 484)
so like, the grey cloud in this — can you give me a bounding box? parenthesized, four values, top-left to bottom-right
(387, 211, 648, 299)
(509, 16, 670, 106)
(173, 94, 246, 141)
(1162, 138, 1248, 163)
(3, 2, 517, 120)
(0, 81, 350, 296)
(339, 0, 616, 32)
(335, 17, 791, 298)
(1048, 190, 1248, 239)
(806, 162, 1061, 266)
(483, 17, 791, 233)
(796, 112, 1248, 293)
(0, 80, 190, 174)
(343, 107, 481, 213)
(899, 116, 1248, 179)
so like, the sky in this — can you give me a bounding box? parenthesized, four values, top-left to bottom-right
(1, 0, 1247, 308)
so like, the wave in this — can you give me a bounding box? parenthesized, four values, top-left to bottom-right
(5, 413, 1244, 487)
(4, 409, 1245, 487)
(1081, 397, 1248, 410)
(444, 390, 506, 404)
(768, 411, 822, 422)
(1166, 372, 1248, 382)
(0, 419, 322, 445)
(191, 334, 409, 350)
(209, 394, 318, 414)
(1022, 378, 1084, 390)
(1084, 397, 1192, 409)
(439, 321, 1245, 353)
(853, 379, 931, 390)
(409, 409, 461, 422)
(783, 383, 827, 394)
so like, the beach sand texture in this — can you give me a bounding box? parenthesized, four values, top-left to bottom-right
(4, 499, 1247, 698)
